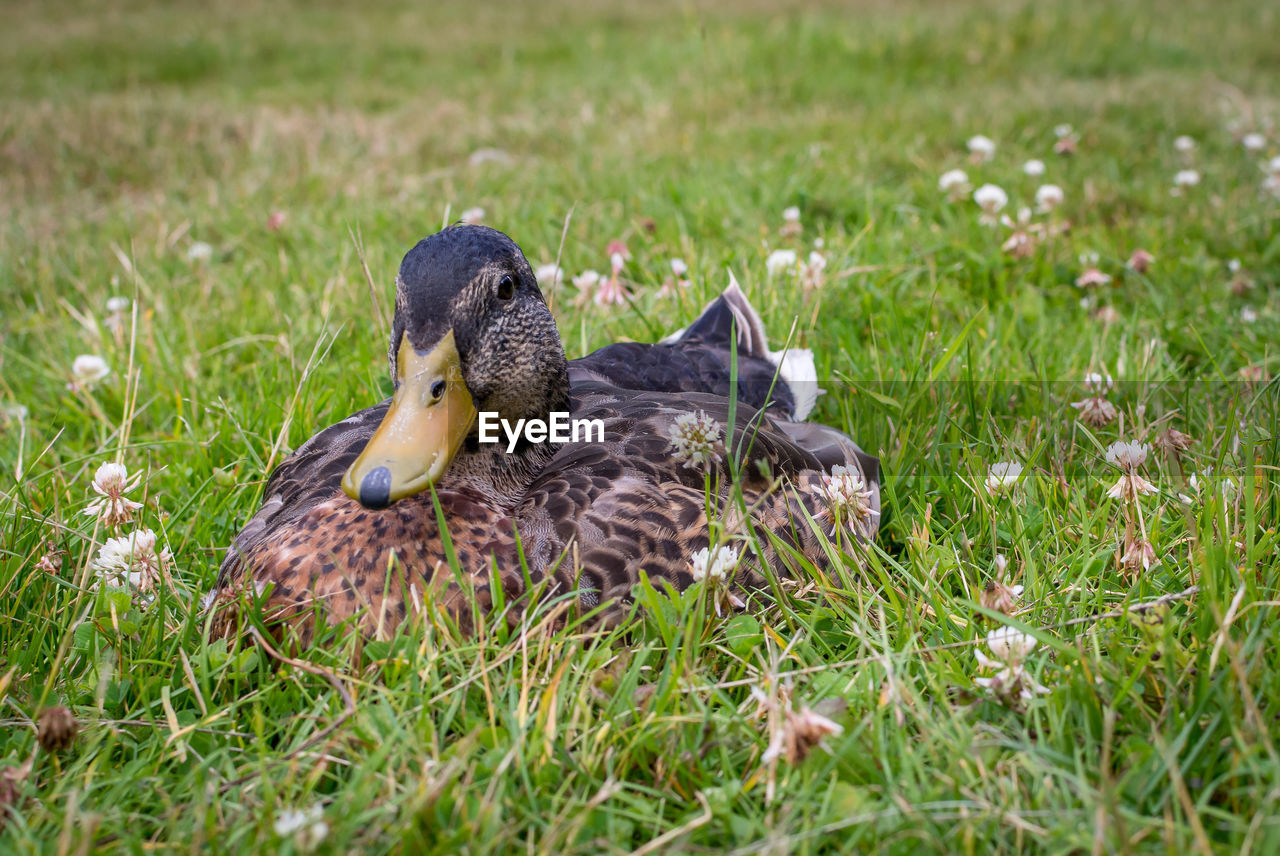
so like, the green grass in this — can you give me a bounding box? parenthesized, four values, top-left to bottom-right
(2, 0, 1278, 851)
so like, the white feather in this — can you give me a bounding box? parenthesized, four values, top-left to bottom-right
(660, 270, 824, 420)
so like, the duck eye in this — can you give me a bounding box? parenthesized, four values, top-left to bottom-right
(497, 275, 515, 301)
(430, 379, 446, 401)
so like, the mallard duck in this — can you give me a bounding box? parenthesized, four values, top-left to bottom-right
(212, 225, 879, 640)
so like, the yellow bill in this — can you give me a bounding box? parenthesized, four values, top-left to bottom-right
(342, 329, 477, 508)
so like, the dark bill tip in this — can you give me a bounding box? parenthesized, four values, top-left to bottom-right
(358, 466, 393, 509)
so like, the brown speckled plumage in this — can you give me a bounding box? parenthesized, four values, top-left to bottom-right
(212, 225, 879, 642)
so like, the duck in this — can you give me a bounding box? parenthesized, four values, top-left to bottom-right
(211, 224, 879, 642)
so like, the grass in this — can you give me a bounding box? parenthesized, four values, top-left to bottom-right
(2, 0, 1278, 851)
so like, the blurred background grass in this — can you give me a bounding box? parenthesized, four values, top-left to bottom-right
(1, 0, 1277, 852)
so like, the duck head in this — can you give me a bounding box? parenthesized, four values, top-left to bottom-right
(342, 225, 569, 508)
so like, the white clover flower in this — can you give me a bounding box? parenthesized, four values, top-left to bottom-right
(1054, 124, 1074, 139)
(999, 206, 1033, 230)
(812, 237, 824, 249)
(1071, 396, 1118, 427)
(1105, 441, 1149, 470)
(1000, 207, 1037, 258)
(534, 263, 563, 287)
(1239, 364, 1268, 382)
(766, 249, 798, 276)
(666, 411, 724, 470)
(83, 461, 143, 527)
(985, 626, 1037, 663)
(1174, 135, 1196, 153)
(459, 207, 485, 225)
(69, 355, 110, 391)
(573, 269, 618, 307)
(274, 805, 329, 851)
(1034, 183, 1064, 213)
(689, 545, 739, 583)
(974, 626, 1049, 703)
(1174, 169, 1201, 187)
(1075, 268, 1112, 288)
(106, 296, 131, 314)
(570, 269, 622, 307)
(972, 184, 1008, 225)
(1266, 156, 1280, 176)
(979, 575, 1024, 615)
(762, 704, 843, 765)
(938, 168, 971, 201)
(1119, 536, 1159, 575)
(798, 250, 827, 290)
(595, 276, 626, 306)
(1241, 306, 1258, 323)
(782, 206, 801, 224)
(1154, 427, 1193, 457)
(818, 464, 876, 533)
(689, 544, 744, 616)
(92, 528, 172, 592)
(1227, 259, 1242, 274)
(1242, 133, 1266, 152)
(658, 258, 692, 298)
(967, 135, 996, 161)
(1083, 372, 1114, 392)
(1022, 159, 1046, 177)
(1263, 174, 1280, 198)
(1105, 441, 1157, 502)
(187, 241, 213, 262)
(985, 461, 1023, 495)
(1126, 249, 1154, 273)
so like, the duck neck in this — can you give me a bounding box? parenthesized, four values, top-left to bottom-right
(446, 440, 558, 507)
(445, 365, 570, 507)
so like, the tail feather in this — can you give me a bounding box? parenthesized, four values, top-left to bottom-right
(662, 272, 822, 420)
(769, 345, 820, 421)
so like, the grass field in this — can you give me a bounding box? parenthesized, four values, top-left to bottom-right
(2, 0, 1278, 852)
